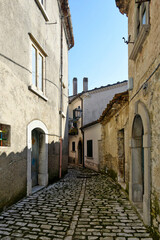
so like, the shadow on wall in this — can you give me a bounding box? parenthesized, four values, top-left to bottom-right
(0, 147, 27, 212)
(48, 106, 69, 183)
(0, 141, 68, 212)
(0, 107, 69, 211)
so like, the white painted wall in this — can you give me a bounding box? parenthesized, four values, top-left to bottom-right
(84, 123, 101, 171)
(83, 83, 128, 125)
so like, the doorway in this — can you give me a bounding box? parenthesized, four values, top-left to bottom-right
(118, 129, 125, 183)
(132, 115, 144, 203)
(31, 129, 40, 187)
(27, 120, 48, 195)
(130, 101, 151, 225)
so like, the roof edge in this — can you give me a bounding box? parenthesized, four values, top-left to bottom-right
(99, 90, 129, 123)
(115, 0, 130, 16)
(59, 0, 74, 49)
(80, 120, 99, 130)
(69, 80, 128, 103)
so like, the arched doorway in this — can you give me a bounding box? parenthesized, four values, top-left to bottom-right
(27, 120, 48, 195)
(132, 115, 144, 202)
(130, 101, 151, 225)
(78, 140, 82, 165)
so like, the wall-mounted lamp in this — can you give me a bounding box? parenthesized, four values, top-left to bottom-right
(74, 106, 82, 119)
(122, 35, 134, 45)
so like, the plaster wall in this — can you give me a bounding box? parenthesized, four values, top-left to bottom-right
(101, 104, 129, 185)
(83, 123, 101, 172)
(0, 0, 69, 210)
(83, 83, 128, 126)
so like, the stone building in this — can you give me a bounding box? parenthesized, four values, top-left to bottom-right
(0, 0, 74, 211)
(99, 91, 129, 188)
(69, 78, 128, 167)
(116, 0, 160, 233)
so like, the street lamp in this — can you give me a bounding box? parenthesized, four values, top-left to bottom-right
(74, 106, 82, 120)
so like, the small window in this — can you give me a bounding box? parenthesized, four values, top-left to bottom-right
(0, 124, 10, 147)
(135, 2, 149, 38)
(142, 8, 146, 25)
(130, 1, 150, 60)
(87, 140, 93, 158)
(72, 142, 75, 152)
(31, 43, 45, 93)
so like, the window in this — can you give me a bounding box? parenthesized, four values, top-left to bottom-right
(35, 0, 49, 21)
(129, 1, 150, 60)
(135, 2, 149, 39)
(72, 142, 75, 152)
(32, 44, 44, 92)
(87, 140, 93, 158)
(29, 33, 48, 101)
(0, 124, 10, 147)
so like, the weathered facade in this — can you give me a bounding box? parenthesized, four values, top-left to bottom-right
(99, 91, 129, 188)
(0, 0, 74, 211)
(116, 0, 160, 233)
(69, 79, 128, 167)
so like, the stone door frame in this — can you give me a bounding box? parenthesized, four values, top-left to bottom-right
(130, 101, 151, 225)
(27, 120, 48, 195)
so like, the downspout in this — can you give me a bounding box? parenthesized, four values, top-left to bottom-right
(79, 96, 85, 168)
(59, 14, 63, 179)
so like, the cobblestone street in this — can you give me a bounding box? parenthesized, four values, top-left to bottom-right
(0, 166, 153, 240)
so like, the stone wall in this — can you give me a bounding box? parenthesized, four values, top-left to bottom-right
(126, 0, 160, 231)
(100, 103, 129, 188)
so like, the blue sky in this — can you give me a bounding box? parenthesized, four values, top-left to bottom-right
(68, 0, 128, 96)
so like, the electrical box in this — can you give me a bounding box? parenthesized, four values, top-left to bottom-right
(128, 77, 133, 91)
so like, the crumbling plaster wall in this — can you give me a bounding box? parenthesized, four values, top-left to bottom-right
(101, 104, 129, 186)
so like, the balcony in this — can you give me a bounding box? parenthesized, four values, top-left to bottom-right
(69, 127, 78, 135)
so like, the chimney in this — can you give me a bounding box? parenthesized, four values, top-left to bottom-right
(83, 77, 88, 92)
(73, 78, 77, 95)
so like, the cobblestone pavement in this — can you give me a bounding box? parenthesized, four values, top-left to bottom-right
(0, 166, 153, 240)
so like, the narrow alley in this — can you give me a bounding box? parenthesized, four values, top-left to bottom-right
(0, 166, 153, 240)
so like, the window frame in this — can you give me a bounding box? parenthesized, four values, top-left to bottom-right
(29, 33, 48, 101)
(34, 0, 49, 22)
(129, 1, 150, 60)
(135, 2, 149, 39)
(31, 41, 45, 93)
(87, 140, 93, 158)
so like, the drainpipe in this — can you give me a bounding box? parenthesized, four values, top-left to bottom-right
(59, 14, 63, 179)
(81, 129, 85, 168)
(79, 96, 85, 168)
